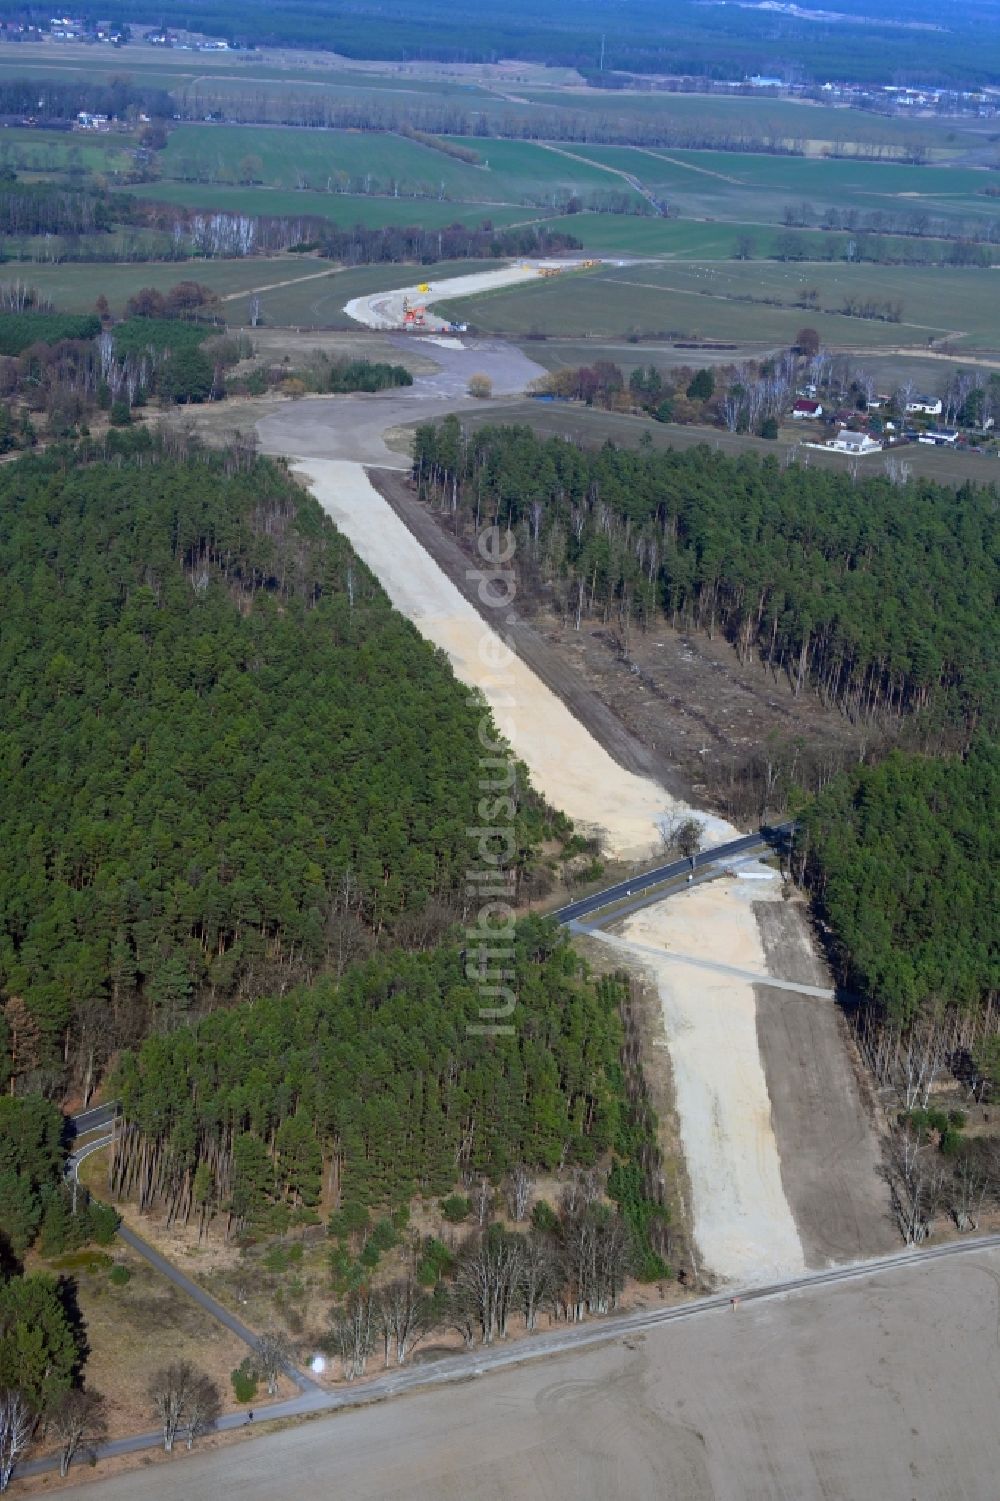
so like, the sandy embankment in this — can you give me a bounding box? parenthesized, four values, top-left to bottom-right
(598, 875, 807, 1284)
(344, 261, 576, 332)
(295, 458, 734, 860)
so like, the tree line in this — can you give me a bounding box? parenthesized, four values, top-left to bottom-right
(0, 179, 139, 238)
(412, 421, 999, 740)
(0, 76, 173, 122)
(0, 434, 553, 1098)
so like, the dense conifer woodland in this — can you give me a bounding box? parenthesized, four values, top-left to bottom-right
(0, 433, 559, 1100)
(795, 744, 999, 1080)
(0, 431, 670, 1443)
(109, 926, 640, 1234)
(413, 421, 998, 739)
(414, 420, 1000, 1082)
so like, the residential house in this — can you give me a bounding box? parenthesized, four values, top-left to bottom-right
(828, 429, 882, 454)
(791, 398, 823, 419)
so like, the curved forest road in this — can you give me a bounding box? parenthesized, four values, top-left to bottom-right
(65, 1130, 320, 1390)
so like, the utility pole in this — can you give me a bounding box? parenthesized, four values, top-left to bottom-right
(599, 33, 606, 72)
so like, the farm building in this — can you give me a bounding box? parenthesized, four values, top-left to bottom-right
(791, 398, 823, 419)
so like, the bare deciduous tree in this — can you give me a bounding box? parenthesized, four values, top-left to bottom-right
(0, 1390, 33, 1494)
(505, 1166, 533, 1222)
(148, 1361, 203, 1453)
(183, 1373, 221, 1451)
(950, 1147, 990, 1232)
(882, 1128, 947, 1245)
(254, 1330, 290, 1397)
(330, 1290, 374, 1381)
(562, 1208, 633, 1320)
(376, 1278, 434, 1367)
(454, 1227, 524, 1345)
(519, 1233, 559, 1331)
(50, 1389, 108, 1478)
(472, 1177, 494, 1228)
(559, 1168, 601, 1220)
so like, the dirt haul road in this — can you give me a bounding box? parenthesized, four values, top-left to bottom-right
(56, 1245, 1000, 1501)
(343, 259, 584, 332)
(255, 276, 888, 1283)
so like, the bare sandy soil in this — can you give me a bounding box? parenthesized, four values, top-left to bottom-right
(344, 262, 587, 333)
(53, 1247, 1000, 1501)
(591, 880, 894, 1282)
(599, 877, 807, 1285)
(252, 329, 886, 1286)
(753, 902, 898, 1266)
(290, 457, 732, 859)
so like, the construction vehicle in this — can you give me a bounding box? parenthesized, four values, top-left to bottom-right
(538, 266, 562, 278)
(418, 282, 431, 293)
(401, 296, 426, 330)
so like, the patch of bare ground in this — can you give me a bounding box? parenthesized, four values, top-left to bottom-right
(370, 471, 883, 825)
(752, 896, 898, 1265)
(238, 327, 439, 374)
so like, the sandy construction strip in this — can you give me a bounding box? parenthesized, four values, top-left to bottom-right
(598, 874, 807, 1285)
(344, 260, 580, 333)
(294, 458, 735, 860)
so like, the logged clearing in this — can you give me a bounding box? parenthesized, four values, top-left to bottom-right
(292, 458, 733, 859)
(29, 1238, 250, 1456)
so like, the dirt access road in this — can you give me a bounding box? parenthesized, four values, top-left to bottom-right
(255, 277, 888, 1281)
(56, 1244, 1000, 1501)
(343, 260, 591, 333)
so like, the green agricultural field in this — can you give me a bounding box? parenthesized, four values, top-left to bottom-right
(158, 125, 646, 209)
(0, 126, 137, 178)
(0, 51, 191, 91)
(129, 179, 533, 230)
(528, 214, 840, 257)
(438, 258, 1000, 350)
(160, 124, 496, 199)
(512, 88, 977, 157)
(559, 143, 1000, 228)
(446, 136, 645, 203)
(0, 257, 338, 316)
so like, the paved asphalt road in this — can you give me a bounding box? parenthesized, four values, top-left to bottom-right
(69, 1134, 318, 1395)
(550, 821, 796, 926)
(67, 1101, 118, 1136)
